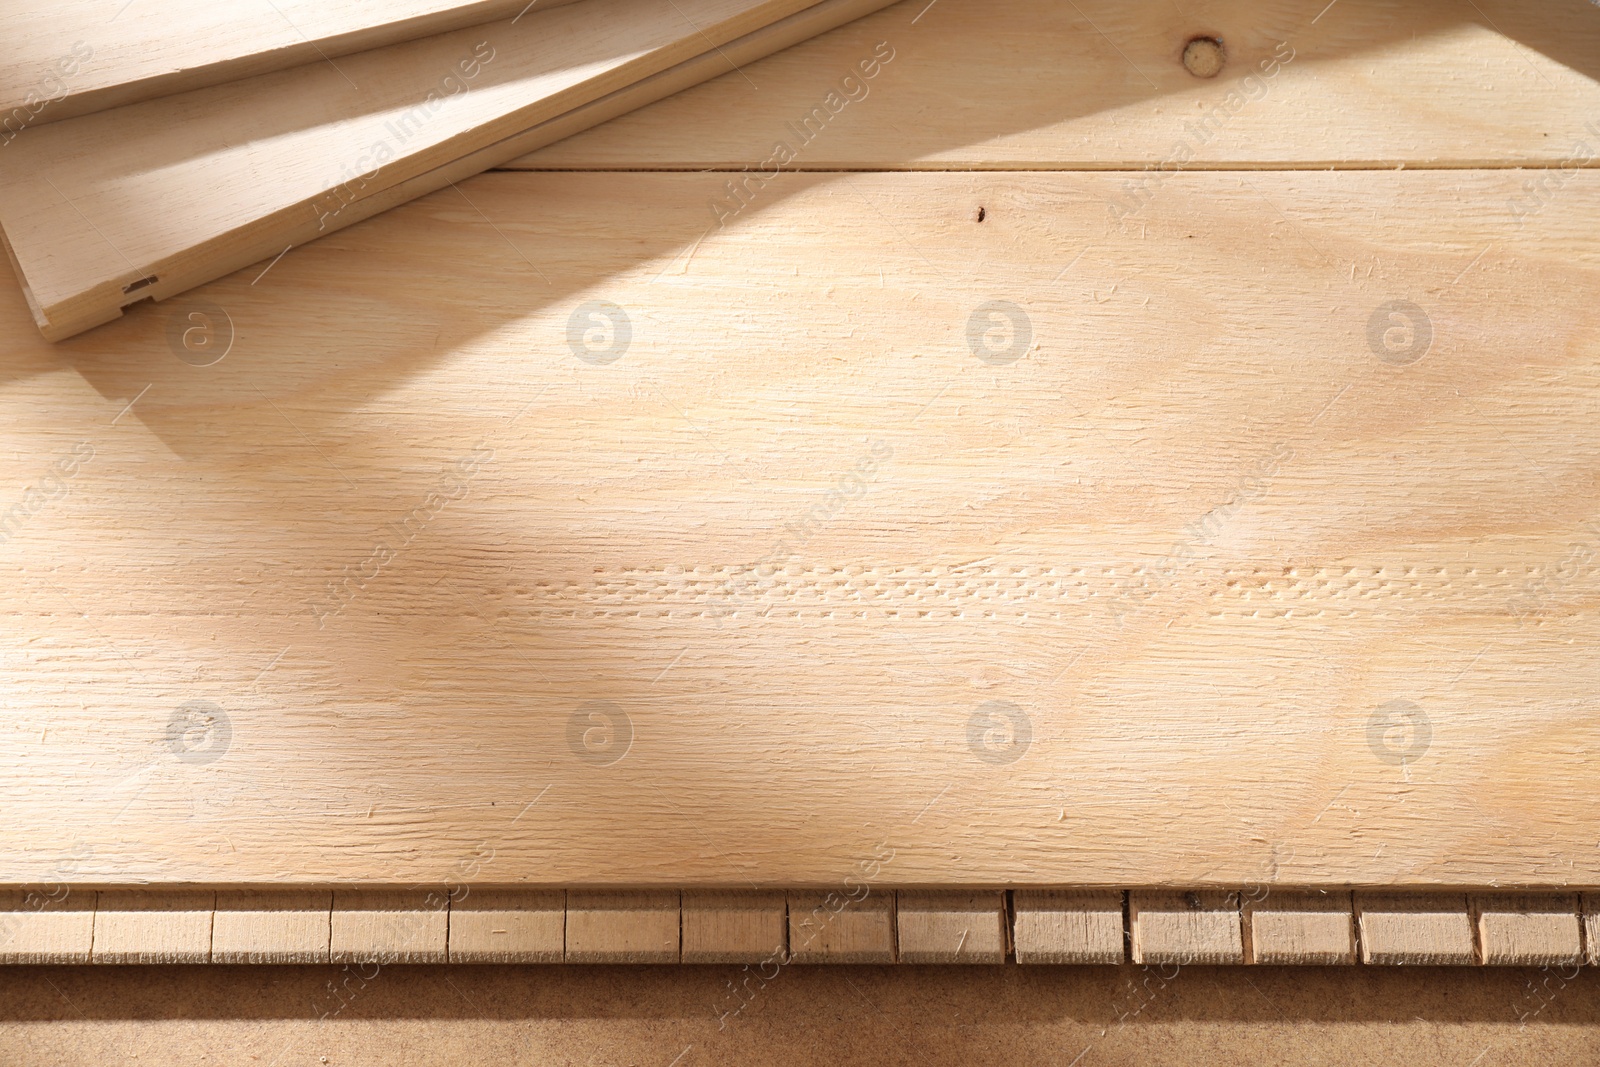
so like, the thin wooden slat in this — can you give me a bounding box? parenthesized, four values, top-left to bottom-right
(1473, 894, 1582, 967)
(1356, 893, 1476, 966)
(1586, 895, 1600, 967)
(788, 892, 895, 964)
(1130, 892, 1244, 965)
(565, 892, 680, 963)
(0, 889, 95, 964)
(448, 889, 565, 963)
(211, 890, 331, 964)
(681, 891, 787, 964)
(1012, 890, 1124, 965)
(1245, 890, 1355, 966)
(0, 0, 585, 124)
(895, 891, 1007, 964)
(92, 890, 214, 964)
(513, 0, 1600, 171)
(329, 890, 449, 964)
(2, 169, 1598, 891)
(0, 0, 900, 341)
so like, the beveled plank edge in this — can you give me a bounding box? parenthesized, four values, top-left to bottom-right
(3, 889, 1589, 964)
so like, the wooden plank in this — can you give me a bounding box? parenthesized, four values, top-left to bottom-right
(1473, 894, 1582, 967)
(1130, 891, 1244, 965)
(1356, 893, 1475, 966)
(1245, 890, 1354, 965)
(681, 890, 788, 964)
(1012, 890, 1124, 965)
(0, 0, 584, 125)
(329, 890, 449, 964)
(511, 0, 1600, 171)
(1, 169, 1599, 891)
(0, 889, 95, 964)
(1586, 895, 1600, 967)
(895, 891, 1006, 964)
(212, 890, 331, 964)
(0, 0, 900, 341)
(92, 890, 214, 964)
(565, 891, 680, 963)
(448, 889, 565, 963)
(788, 891, 895, 964)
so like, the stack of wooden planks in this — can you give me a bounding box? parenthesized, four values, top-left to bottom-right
(2, 0, 1599, 966)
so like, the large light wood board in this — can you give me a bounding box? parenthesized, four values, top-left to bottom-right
(0, 0, 892, 341)
(0, 0, 584, 125)
(509, 0, 1600, 170)
(2, 166, 1596, 889)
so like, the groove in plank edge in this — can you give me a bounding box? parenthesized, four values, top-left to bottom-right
(0, 889, 96, 964)
(1356, 893, 1476, 966)
(92, 890, 215, 964)
(896, 891, 1007, 964)
(1012, 889, 1124, 965)
(681, 890, 787, 964)
(213, 890, 332, 964)
(329, 889, 449, 964)
(787, 890, 895, 964)
(449, 889, 565, 963)
(565, 891, 680, 963)
(1130, 891, 1245, 965)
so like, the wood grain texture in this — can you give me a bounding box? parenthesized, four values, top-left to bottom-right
(565, 891, 680, 963)
(0, 0, 898, 340)
(447, 889, 565, 963)
(1473, 894, 1582, 967)
(510, 0, 1600, 171)
(895, 891, 1007, 964)
(681, 890, 788, 964)
(1130, 891, 1244, 965)
(1357, 893, 1476, 966)
(1, 168, 1598, 891)
(329, 890, 449, 964)
(212, 890, 332, 964)
(1586, 895, 1600, 967)
(1245, 890, 1355, 965)
(0, 0, 584, 124)
(92, 890, 214, 964)
(788, 892, 895, 963)
(0, 889, 95, 964)
(1012, 890, 1124, 965)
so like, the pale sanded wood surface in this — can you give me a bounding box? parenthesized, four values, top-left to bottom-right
(448, 889, 565, 963)
(0, 0, 898, 340)
(896, 891, 1007, 964)
(212, 890, 332, 964)
(329, 890, 449, 964)
(565, 891, 680, 963)
(0, 889, 95, 965)
(1012, 890, 1125, 965)
(510, 0, 1600, 171)
(1246, 890, 1355, 966)
(682, 890, 788, 964)
(1357, 893, 1476, 966)
(788, 892, 895, 963)
(0, 0, 584, 124)
(1586, 896, 1600, 967)
(1130, 892, 1245, 965)
(92, 890, 214, 964)
(1474, 894, 1584, 967)
(1, 167, 1599, 889)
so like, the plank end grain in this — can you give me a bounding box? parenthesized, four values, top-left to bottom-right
(565, 891, 680, 964)
(449, 889, 564, 964)
(212, 889, 331, 964)
(92, 890, 214, 964)
(895, 891, 1007, 964)
(1246, 890, 1355, 965)
(1130, 891, 1244, 965)
(1356, 893, 1476, 966)
(681, 890, 787, 965)
(0, 889, 96, 964)
(1474, 894, 1582, 967)
(787, 891, 895, 964)
(1013, 890, 1124, 965)
(329, 889, 449, 964)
